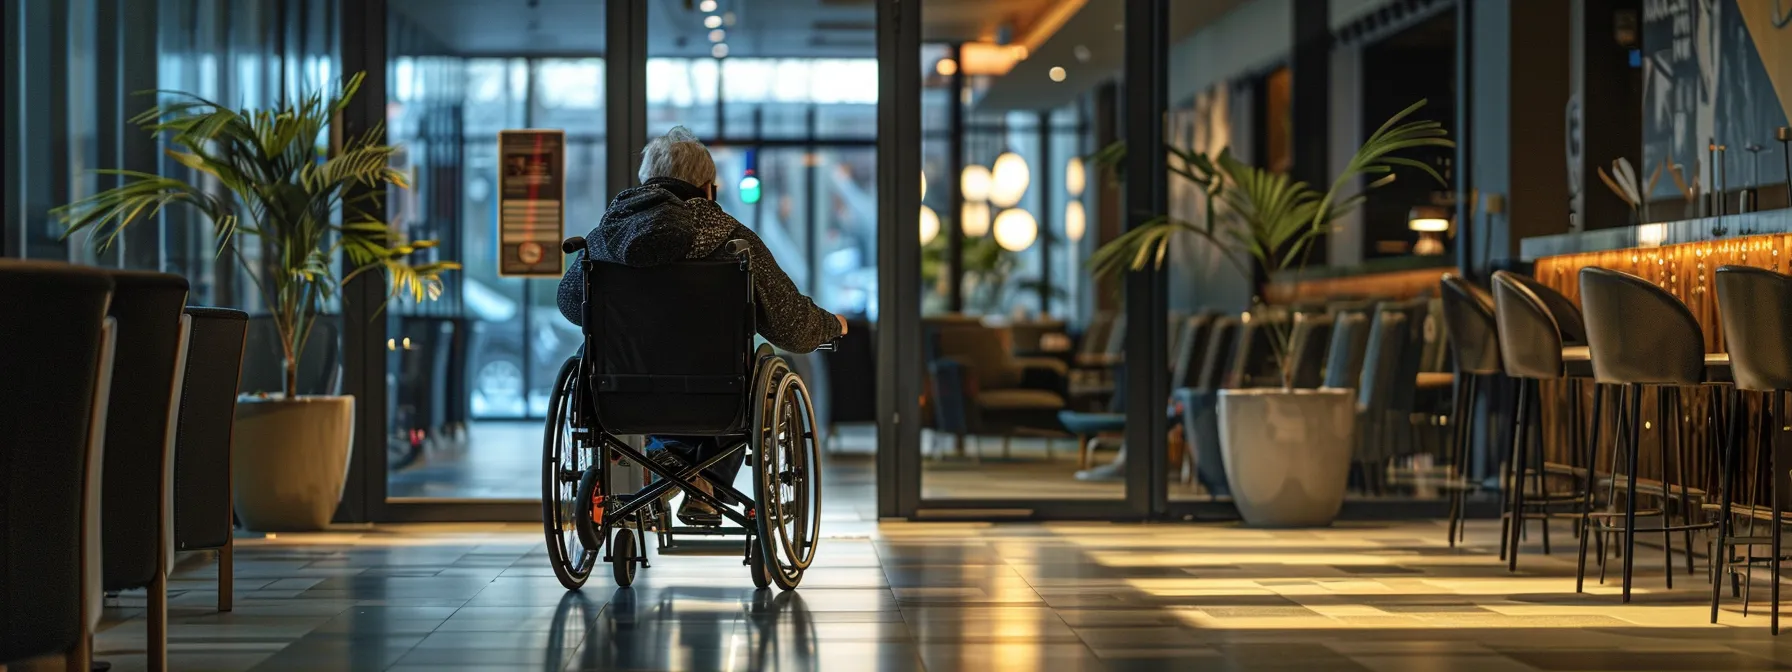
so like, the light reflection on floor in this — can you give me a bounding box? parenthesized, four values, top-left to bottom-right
(67, 458, 1792, 671)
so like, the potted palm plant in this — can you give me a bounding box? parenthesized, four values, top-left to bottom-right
(1093, 100, 1451, 526)
(56, 73, 457, 530)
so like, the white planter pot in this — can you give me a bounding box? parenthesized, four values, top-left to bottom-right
(1218, 388, 1356, 527)
(231, 395, 355, 531)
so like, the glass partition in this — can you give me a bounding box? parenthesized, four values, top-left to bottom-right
(382, 1, 606, 500)
(912, 12, 1119, 506)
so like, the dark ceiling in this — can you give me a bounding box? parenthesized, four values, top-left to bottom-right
(389, 0, 1059, 59)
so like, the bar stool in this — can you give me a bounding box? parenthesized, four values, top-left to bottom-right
(1712, 265, 1792, 631)
(1490, 271, 1593, 571)
(1440, 274, 1502, 547)
(1578, 267, 1721, 602)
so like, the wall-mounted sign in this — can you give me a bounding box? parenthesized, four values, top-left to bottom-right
(497, 129, 566, 277)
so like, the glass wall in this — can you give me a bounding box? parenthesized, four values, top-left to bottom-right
(382, 0, 607, 499)
(7, 0, 338, 291)
(371, 0, 881, 500)
(913, 23, 1112, 503)
(6, 0, 343, 409)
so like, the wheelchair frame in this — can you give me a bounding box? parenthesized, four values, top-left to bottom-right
(543, 235, 827, 591)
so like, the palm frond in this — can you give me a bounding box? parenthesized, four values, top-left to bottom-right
(57, 71, 453, 397)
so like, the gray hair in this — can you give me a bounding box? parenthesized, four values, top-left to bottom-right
(637, 126, 716, 187)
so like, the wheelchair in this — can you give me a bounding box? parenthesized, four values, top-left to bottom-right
(543, 236, 828, 591)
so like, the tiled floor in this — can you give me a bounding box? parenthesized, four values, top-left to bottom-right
(67, 459, 1792, 671)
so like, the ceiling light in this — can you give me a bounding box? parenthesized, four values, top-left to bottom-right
(993, 208, 1038, 252)
(1065, 200, 1086, 242)
(921, 171, 928, 200)
(961, 202, 991, 237)
(1048, 66, 1066, 82)
(919, 205, 940, 245)
(709, 29, 726, 42)
(960, 164, 992, 203)
(1065, 158, 1086, 197)
(989, 152, 1030, 208)
(699, 0, 717, 12)
(711, 43, 729, 58)
(704, 15, 722, 29)
(1073, 45, 1092, 63)
(935, 58, 958, 77)
(722, 11, 736, 26)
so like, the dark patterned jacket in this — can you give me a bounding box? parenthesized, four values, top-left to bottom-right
(556, 177, 841, 353)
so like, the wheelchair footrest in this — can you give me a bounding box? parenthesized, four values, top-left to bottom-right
(665, 525, 751, 537)
(657, 538, 750, 556)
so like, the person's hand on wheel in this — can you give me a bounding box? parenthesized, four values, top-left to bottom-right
(836, 314, 849, 336)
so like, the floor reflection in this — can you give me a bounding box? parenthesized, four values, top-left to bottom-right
(75, 456, 1792, 671)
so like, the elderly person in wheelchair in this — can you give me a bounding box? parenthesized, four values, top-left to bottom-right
(547, 127, 841, 589)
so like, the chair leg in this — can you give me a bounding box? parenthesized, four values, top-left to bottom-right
(1622, 384, 1643, 603)
(1531, 384, 1550, 556)
(1002, 434, 1012, 460)
(1077, 434, 1089, 470)
(1501, 383, 1526, 563)
(1672, 388, 1695, 578)
(1773, 391, 1787, 636)
(1508, 380, 1533, 572)
(219, 536, 234, 612)
(1578, 383, 1606, 593)
(1658, 387, 1675, 590)
(64, 634, 91, 672)
(149, 570, 168, 672)
(1713, 387, 1741, 623)
(1447, 375, 1474, 548)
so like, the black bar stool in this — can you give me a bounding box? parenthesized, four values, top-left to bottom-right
(1490, 271, 1593, 571)
(1712, 265, 1792, 632)
(1440, 274, 1502, 547)
(0, 261, 114, 671)
(1578, 267, 1722, 602)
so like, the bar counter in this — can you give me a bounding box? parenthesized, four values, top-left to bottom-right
(1523, 209, 1792, 354)
(1520, 209, 1792, 511)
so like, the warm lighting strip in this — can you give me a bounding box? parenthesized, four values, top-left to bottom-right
(1532, 231, 1791, 356)
(1016, 0, 1090, 55)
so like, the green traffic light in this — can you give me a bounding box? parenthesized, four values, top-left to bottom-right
(739, 175, 761, 204)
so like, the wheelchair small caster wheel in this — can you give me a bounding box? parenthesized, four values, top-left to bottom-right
(612, 529, 637, 587)
(748, 539, 771, 589)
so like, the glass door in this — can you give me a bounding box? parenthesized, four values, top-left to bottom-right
(884, 0, 1141, 519)
(330, 0, 612, 519)
(341, 0, 884, 520)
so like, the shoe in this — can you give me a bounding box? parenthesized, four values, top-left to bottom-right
(677, 497, 723, 527)
(1074, 456, 1125, 482)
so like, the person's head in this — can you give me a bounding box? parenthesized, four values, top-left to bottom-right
(638, 126, 717, 199)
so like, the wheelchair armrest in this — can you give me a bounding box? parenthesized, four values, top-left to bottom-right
(562, 236, 586, 254)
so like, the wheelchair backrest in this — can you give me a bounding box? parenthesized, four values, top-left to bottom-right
(582, 254, 755, 435)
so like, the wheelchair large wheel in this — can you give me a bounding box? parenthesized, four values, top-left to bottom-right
(543, 356, 600, 590)
(751, 359, 823, 590)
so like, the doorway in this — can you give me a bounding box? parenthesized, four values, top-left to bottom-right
(337, 0, 882, 521)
